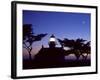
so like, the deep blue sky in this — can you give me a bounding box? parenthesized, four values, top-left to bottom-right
(23, 10, 90, 54)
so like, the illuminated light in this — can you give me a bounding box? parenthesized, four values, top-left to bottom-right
(49, 37, 56, 42)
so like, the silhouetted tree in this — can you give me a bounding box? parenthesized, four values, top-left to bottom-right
(57, 39, 64, 48)
(23, 24, 47, 60)
(81, 41, 91, 60)
(58, 38, 90, 60)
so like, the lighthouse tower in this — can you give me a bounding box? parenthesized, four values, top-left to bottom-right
(49, 34, 56, 48)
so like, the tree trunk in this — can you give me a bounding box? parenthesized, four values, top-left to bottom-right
(82, 53, 88, 60)
(29, 52, 32, 61)
(75, 50, 80, 61)
(28, 47, 32, 61)
(76, 55, 80, 60)
(23, 42, 33, 61)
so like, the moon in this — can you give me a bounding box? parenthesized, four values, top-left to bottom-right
(82, 21, 86, 24)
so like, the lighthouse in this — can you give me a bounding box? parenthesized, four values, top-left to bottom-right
(49, 34, 56, 48)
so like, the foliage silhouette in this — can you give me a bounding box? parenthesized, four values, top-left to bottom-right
(23, 24, 47, 60)
(58, 38, 90, 60)
(81, 41, 91, 60)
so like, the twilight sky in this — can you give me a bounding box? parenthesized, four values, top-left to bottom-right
(23, 10, 91, 58)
